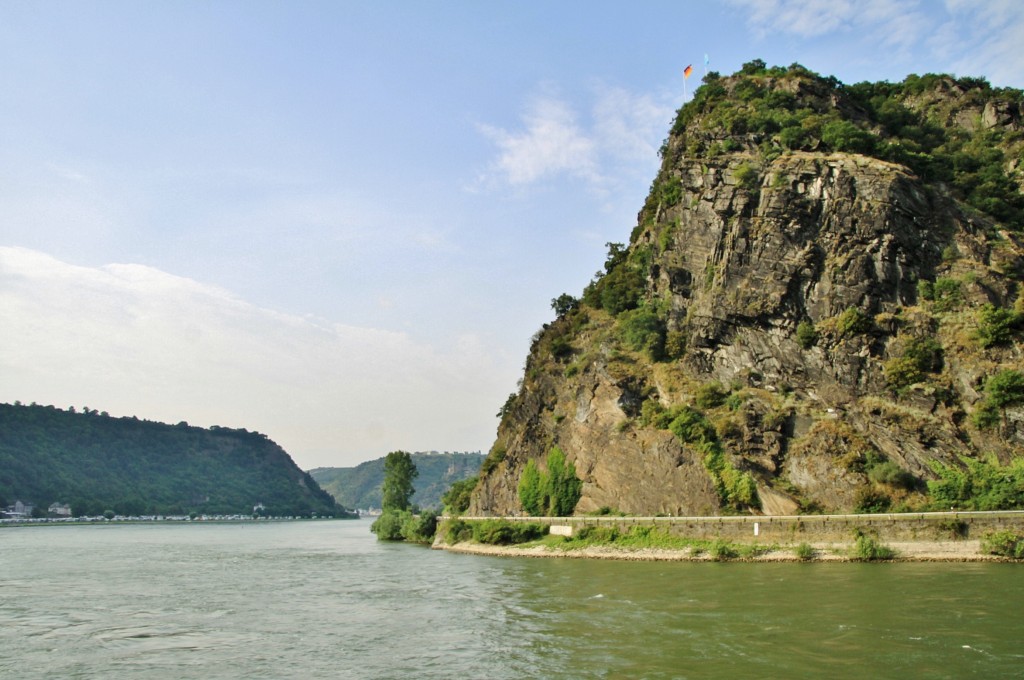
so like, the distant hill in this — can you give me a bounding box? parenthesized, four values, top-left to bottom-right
(0, 402, 349, 517)
(309, 451, 484, 510)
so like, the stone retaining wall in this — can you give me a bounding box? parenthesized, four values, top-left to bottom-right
(453, 511, 1024, 544)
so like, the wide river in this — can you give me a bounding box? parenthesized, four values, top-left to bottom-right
(1, 519, 1021, 679)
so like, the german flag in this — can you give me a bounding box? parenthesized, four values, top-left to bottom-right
(684, 64, 693, 79)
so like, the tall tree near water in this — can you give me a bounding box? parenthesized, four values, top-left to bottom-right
(381, 450, 418, 511)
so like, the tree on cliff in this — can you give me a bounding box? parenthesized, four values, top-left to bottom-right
(517, 460, 545, 516)
(546, 447, 582, 516)
(441, 476, 478, 515)
(381, 450, 418, 512)
(517, 447, 581, 517)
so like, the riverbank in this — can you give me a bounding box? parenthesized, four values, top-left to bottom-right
(435, 511, 1024, 562)
(0, 515, 352, 527)
(436, 538, 1006, 562)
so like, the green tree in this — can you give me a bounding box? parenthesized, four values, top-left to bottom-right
(496, 393, 517, 419)
(976, 304, 1022, 348)
(732, 161, 759, 189)
(836, 307, 872, 336)
(694, 381, 728, 409)
(618, 306, 666, 360)
(546, 446, 582, 517)
(517, 447, 582, 517)
(986, 370, 1024, 409)
(550, 293, 579, 318)
(370, 508, 408, 540)
(517, 459, 546, 516)
(668, 406, 716, 444)
(739, 58, 767, 75)
(821, 120, 876, 154)
(932, 278, 963, 312)
(441, 476, 477, 515)
(972, 370, 1024, 430)
(796, 320, 818, 349)
(884, 356, 924, 391)
(381, 450, 418, 512)
(400, 510, 438, 543)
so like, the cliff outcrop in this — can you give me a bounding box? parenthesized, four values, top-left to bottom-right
(471, 63, 1024, 517)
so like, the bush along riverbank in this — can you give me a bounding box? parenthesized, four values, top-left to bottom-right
(433, 514, 1024, 562)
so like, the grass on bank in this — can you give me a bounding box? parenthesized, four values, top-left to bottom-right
(438, 519, 926, 562)
(850, 530, 897, 561)
(981, 530, 1024, 559)
(439, 519, 779, 561)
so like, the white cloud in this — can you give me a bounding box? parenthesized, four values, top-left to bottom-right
(0, 247, 513, 468)
(940, 0, 1024, 87)
(592, 84, 674, 164)
(726, 0, 930, 52)
(727, 0, 1024, 87)
(477, 94, 599, 186)
(730, 0, 858, 38)
(476, 84, 673, 196)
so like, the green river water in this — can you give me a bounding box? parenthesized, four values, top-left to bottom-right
(1, 519, 1021, 679)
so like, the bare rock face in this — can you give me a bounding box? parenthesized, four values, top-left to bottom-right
(472, 354, 723, 517)
(470, 65, 1024, 518)
(651, 153, 945, 395)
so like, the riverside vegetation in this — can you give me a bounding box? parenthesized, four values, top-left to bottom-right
(370, 451, 439, 544)
(467, 60, 1024, 521)
(435, 516, 1024, 562)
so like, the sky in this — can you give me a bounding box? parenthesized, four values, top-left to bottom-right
(2, 0, 1024, 470)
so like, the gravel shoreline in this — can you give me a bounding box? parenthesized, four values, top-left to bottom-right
(435, 539, 1006, 562)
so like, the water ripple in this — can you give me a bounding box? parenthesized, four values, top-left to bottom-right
(2, 522, 1023, 679)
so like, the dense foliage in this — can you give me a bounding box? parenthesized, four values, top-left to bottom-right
(381, 450, 417, 512)
(370, 508, 437, 544)
(516, 446, 583, 516)
(671, 61, 1024, 231)
(981, 530, 1024, 559)
(370, 451, 442, 543)
(927, 457, 1024, 510)
(440, 476, 478, 515)
(850, 530, 896, 561)
(972, 370, 1024, 429)
(439, 518, 546, 545)
(0, 402, 346, 517)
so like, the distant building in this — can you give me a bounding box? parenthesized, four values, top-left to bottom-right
(48, 502, 72, 517)
(3, 500, 35, 518)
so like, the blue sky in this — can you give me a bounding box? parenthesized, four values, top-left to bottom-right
(2, 1, 1023, 469)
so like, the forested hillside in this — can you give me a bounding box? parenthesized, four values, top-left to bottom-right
(0, 402, 348, 517)
(309, 451, 483, 510)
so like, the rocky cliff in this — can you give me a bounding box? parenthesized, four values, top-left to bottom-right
(471, 62, 1024, 517)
